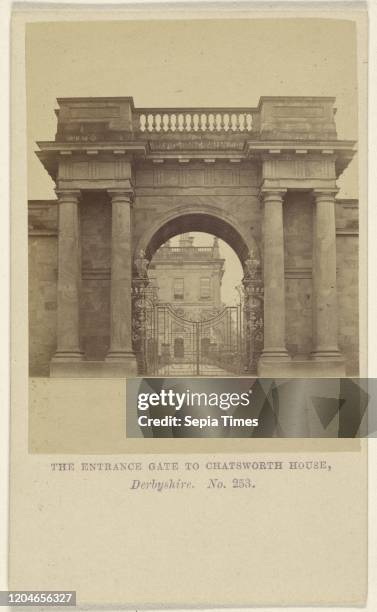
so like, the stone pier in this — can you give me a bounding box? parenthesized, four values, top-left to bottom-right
(311, 189, 344, 369)
(50, 189, 84, 375)
(259, 189, 290, 369)
(105, 189, 137, 372)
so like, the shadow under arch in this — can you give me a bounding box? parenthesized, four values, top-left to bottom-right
(135, 207, 258, 265)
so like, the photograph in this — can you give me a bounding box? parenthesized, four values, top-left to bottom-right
(5, 5, 374, 609)
(27, 18, 360, 381)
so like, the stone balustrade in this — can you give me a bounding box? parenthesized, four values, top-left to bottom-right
(135, 109, 254, 133)
(51, 97, 341, 143)
(154, 246, 219, 260)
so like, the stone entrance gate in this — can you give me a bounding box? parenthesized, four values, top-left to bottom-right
(31, 95, 357, 377)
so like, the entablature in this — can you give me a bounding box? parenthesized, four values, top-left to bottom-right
(36, 96, 356, 183)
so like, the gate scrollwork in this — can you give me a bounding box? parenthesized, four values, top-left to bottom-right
(132, 249, 155, 374)
(132, 278, 148, 373)
(242, 250, 264, 373)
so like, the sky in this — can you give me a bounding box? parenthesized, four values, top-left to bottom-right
(26, 18, 360, 303)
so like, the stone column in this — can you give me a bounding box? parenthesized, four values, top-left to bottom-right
(311, 189, 342, 360)
(106, 189, 137, 373)
(52, 189, 84, 363)
(260, 189, 290, 361)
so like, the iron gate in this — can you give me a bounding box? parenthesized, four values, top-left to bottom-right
(140, 303, 244, 376)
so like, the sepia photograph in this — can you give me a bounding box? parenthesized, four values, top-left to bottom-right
(27, 18, 360, 381)
(6, 6, 373, 609)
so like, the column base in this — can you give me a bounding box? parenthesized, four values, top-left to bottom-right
(311, 349, 344, 361)
(260, 348, 291, 361)
(50, 351, 84, 376)
(51, 350, 84, 362)
(258, 350, 290, 377)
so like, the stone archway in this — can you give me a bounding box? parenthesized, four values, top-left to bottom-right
(134, 207, 255, 265)
(132, 209, 264, 375)
(35, 96, 355, 378)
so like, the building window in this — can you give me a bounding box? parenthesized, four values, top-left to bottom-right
(200, 277, 211, 299)
(173, 278, 184, 300)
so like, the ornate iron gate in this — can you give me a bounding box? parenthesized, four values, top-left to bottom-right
(134, 300, 245, 376)
(132, 248, 264, 376)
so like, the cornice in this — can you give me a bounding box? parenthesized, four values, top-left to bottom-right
(245, 139, 356, 155)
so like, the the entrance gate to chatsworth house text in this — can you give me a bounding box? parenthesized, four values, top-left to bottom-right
(34, 96, 356, 378)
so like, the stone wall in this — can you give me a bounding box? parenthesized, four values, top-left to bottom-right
(284, 193, 313, 358)
(79, 193, 111, 360)
(335, 200, 359, 375)
(133, 160, 262, 257)
(258, 97, 337, 141)
(28, 200, 59, 375)
(282, 195, 359, 373)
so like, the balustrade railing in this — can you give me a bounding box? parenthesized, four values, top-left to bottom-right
(135, 109, 254, 133)
(154, 246, 215, 260)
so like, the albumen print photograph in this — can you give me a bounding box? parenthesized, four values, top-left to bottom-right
(28, 19, 359, 381)
(25, 15, 366, 449)
(8, 8, 370, 608)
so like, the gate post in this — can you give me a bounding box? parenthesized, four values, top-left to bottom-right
(242, 252, 264, 374)
(132, 249, 150, 375)
(195, 322, 200, 376)
(131, 277, 149, 374)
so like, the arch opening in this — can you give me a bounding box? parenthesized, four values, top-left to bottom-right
(138, 212, 256, 266)
(133, 212, 263, 376)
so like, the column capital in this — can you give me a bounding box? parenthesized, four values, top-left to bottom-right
(259, 189, 287, 204)
(55, 188, 81, 203)
(312, 188, 339, 202)
(108, 189, 134, 204)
